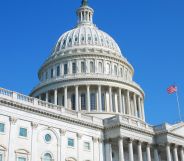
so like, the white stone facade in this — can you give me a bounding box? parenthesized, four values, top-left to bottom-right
(0, 1, 184, 161)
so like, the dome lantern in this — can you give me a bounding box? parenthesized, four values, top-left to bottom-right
(77, 0, 94, 26)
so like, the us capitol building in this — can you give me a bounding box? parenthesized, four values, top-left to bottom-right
(0, 0, 184, 161)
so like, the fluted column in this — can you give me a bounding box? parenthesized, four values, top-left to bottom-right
(128, 139, 134, 161)
(8, 117, 17, 161)
(31, 122, 38, 161)
(166, 143, 172, 161)
(105, 141, 112, 161)
(118, 137, 125, 161)
(77, 133, 83, 161)
(173, 145, 179, 161)
(60, 129, 66, 161)
(141, 98, 145, 121)
(138, 97, 142, 119)
(54, 89, 58, 105)
(93, 137, 100, 161)
(87, 85, 90, 112)
(46, 92, 49, 102)
(146, 143, 151, 161)
(64, 87, 67, 108)
(154, 145, 160, 161)
(109, 87, 113, 112)
(75, 86, 79, 111)
(98, 85, 102, 111)
(126, 90, 131, 115)
(133, 94, 137, 117)
(119, 88, 122, 113)
(137, 141, 143, 161)
(122, 93, 126, 114)
(180, 147, 184, 161)
(99, 139, 104, 161)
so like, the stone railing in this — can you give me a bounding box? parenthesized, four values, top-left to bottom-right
(0, 87, 103, 126)
(104, 114, 153, 132)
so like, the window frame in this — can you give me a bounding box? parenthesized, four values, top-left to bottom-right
(64, 63, 68, 75)
(67, 138, 75, 148)
(81, 61, 86, 73)
(83, 141, 91, 151)
(18, 127, 28, 138)
(0, 122, 5, 134)
(72, 62, 77, 74)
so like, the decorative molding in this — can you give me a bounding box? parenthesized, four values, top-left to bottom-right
(60, 129, 66, 136)
(9, 117, 17, 124)
(31, 122, 38, 129)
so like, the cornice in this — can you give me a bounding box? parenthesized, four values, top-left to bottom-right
(0, 98, 104, 131)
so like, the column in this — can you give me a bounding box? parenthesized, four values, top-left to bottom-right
(146, 143, 151, 161)
(46, 92, 49, 102)
(138, 97, 142, 119)
(31, 122, 38, 161)
(75, 86, 79, 111)
(119, 88, 122, 113)
(87, 85, 90, 112)
(153, 145, 159, 161)
(60, 129, 66, 161)
(109, 87, 113, 112)
(98, 85, 102, 111)
(137, 141, 143, 161)
(99, 139, 104, 161)
(54, 89, 58, 105)
(105, 141, 112, 161)
(64, 87, 67, 108)
(126, 90, 131, 115)
(8, 117, 17, 161)
(77, 133, 83, 161)
(133, 94, 138, 117)
(128, 138, 134, 161)
(173, 145, 179, 161)
(166, 143, 172, 161)
(122, 93, 126, 114)
(180, 147, 184, 161)
(118, 137, 125, 161)
(93, 137, 100, 161)
(141, 98, 145, 121)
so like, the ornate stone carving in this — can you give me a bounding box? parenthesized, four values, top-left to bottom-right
(60, 129, 66, 136)
(9, 117, 17, 124)
(31, 122, 38, 129)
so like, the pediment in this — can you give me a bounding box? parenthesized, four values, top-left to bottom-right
(169, 122, 184, 137)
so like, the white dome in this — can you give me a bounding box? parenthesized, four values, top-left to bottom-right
(52, 25, 122, 57)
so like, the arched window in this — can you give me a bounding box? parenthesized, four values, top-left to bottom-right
(43, 153, 52, 161)
(90, 61, 94, 73)
(98, 62, 103, 73)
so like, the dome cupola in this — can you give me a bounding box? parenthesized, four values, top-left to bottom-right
(30, 0, 145, 121)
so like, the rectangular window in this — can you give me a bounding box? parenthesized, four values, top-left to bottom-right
(72, 62, 76, 74)
(51, 68, 54, 78)
(81, 93, 86, 110)
(64, 64, 68, 75)
(90, 93, 96, 111)
(46, 71, 48, 80)
(19, 128, 27, 137)
(71, 94, 75, 110)
(84, 142, 90, 150)
(18, 157, 26, 161)
(57, 65, 60, 76)
(0, 123, 5, 133)
(81, 62, 85, 73)
(0, 154, 2, 161)
(68, 138, 74, 147)
(90, 61, 94, 73)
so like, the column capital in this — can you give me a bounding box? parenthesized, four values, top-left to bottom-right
(137, 140, 143, 145)
(60, 129, 66, 136)
(127, 137, 134, 143)
(119, 136, 124, 140)
(77, 133, 83, 139)
(31, 122, 38, 129)
(98, 138, 104, 143)
(9, 117, 17, 124)
(92, 136, 99, 143)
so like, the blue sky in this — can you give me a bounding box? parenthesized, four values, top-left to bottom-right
(0, 0, 184, 125)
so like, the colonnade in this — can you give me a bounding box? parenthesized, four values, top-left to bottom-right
(105, 137, 184, 161)
(37, 85, 145, 120)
